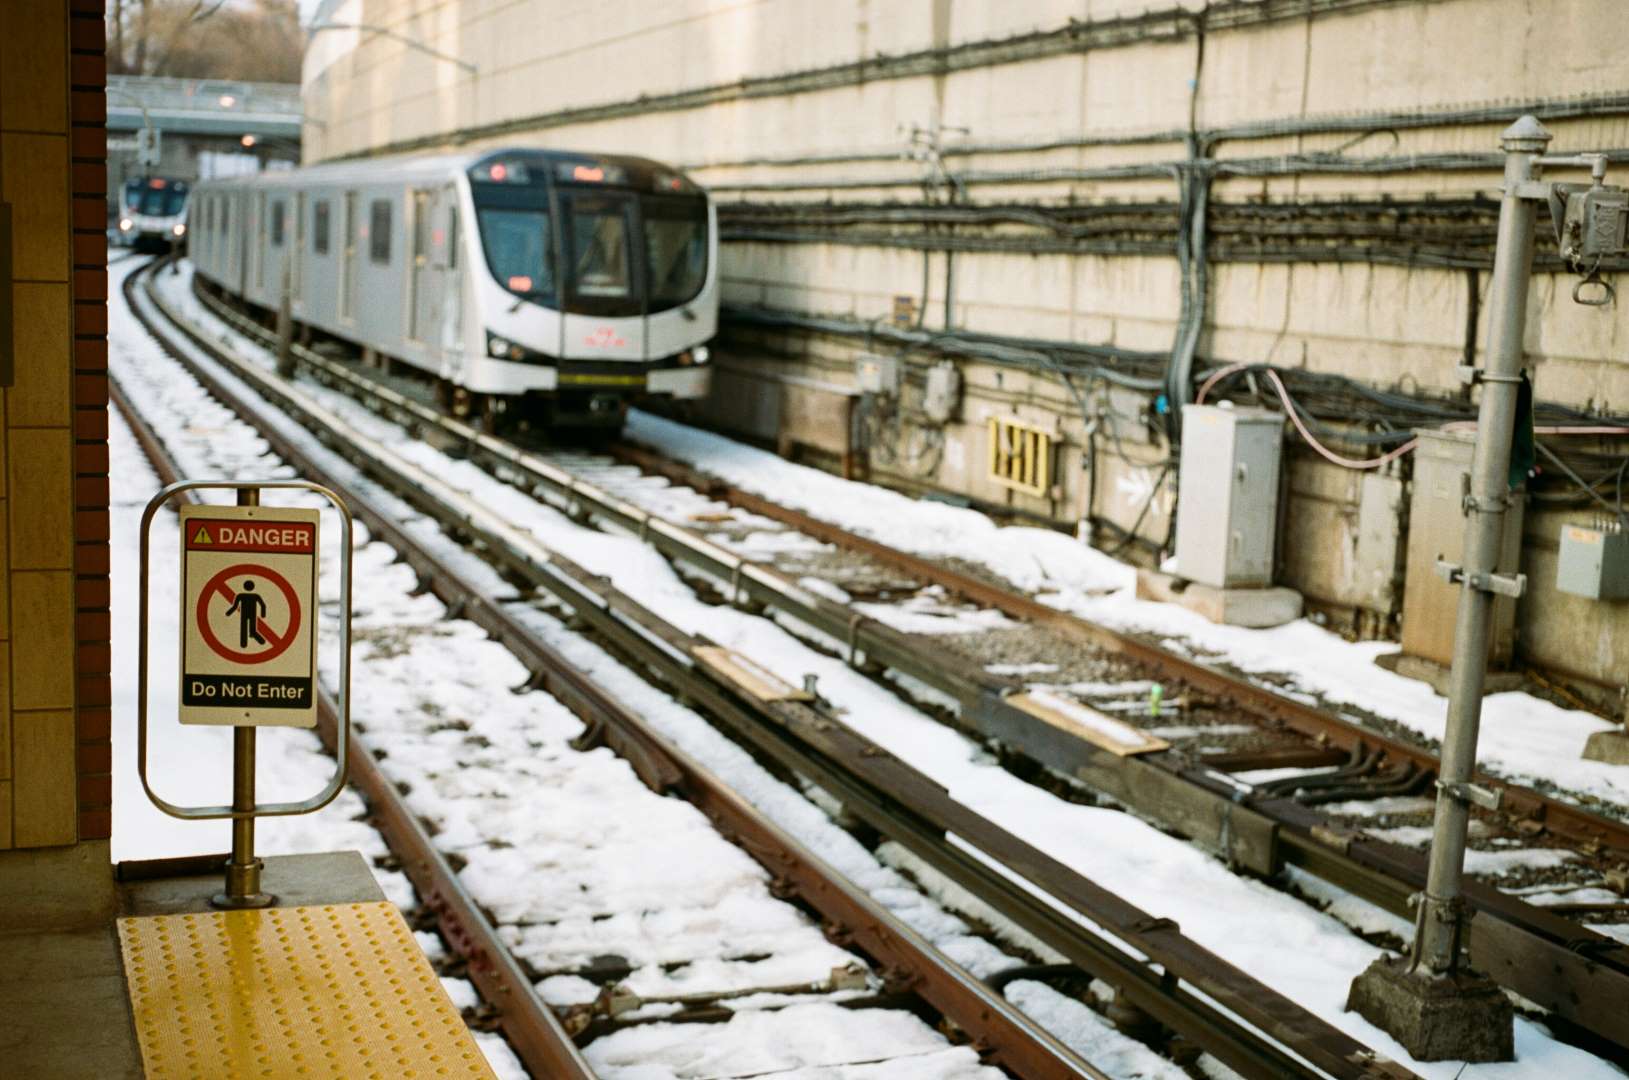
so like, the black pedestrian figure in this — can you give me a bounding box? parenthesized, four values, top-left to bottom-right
(226, 579, 268, 648)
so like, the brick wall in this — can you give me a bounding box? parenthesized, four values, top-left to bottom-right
(0, 0, 109, 849)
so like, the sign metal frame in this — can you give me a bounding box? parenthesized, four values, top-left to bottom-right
(138, 479, 353, 822)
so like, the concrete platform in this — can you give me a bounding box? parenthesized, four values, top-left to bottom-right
(1135, 568, 1303, 628)
(0, 920, 143, 1079)
(0, 849, 485, 1080)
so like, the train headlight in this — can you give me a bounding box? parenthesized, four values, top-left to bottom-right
(119, 218, 132, 231)
(172, 223, 186, 237)
(486, 333, 526, 361)
(693, 345, 709, 364)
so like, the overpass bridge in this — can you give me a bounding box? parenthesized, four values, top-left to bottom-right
(106, 75, 302, 140)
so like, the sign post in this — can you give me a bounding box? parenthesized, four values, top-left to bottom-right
(140, 480, 353, 910)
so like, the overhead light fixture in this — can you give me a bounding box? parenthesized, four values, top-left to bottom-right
(240, 134, 256, 148)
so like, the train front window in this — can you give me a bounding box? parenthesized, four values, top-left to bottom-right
(478, 208, 554, 299)
(643, 200, 707, 310)
(136, 186, 187, 216)
(568, 203, 631, 299)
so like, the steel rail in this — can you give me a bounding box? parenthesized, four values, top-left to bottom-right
(177, 268, 1629, 1052)
(155, 272, 1422, 1080)
(108, 353, 600, 1080)
(606, 446, 1629, 1049)
(611, 442, 1629, 861)
(125, 261, 1118, 1080)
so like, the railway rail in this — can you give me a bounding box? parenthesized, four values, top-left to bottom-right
(109, 371, 600, 1080)
(171, 255, 1629, 1057)
(127, 257, 1433, 1078)
(122, 257, 1121, 1079)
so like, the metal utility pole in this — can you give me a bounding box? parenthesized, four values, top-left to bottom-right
(1349, 113, 1629, 1062)
(1415, 117, 1548, 966)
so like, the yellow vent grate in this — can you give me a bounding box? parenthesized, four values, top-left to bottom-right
(988, 416, 1053, 496)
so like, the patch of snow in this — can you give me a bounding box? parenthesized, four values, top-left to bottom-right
(583, 1004, 998, 1079)
(1004, 981, 1189, 1079)
(624, 410, 1629, 816)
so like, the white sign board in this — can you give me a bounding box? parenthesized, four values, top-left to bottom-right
(179, 505, 319, 727)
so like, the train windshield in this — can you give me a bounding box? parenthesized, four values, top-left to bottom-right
(567, 198, 632, 299)
(642, 197, 707, 310)
(477, 208, 554, 299)
(135, 185, 187, 216)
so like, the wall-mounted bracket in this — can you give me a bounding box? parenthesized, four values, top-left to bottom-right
(1437, 778, 1502, 812)
(1434, 559, 1525, 598)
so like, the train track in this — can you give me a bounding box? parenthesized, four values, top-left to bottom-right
(119, 259, 1134, 1079)
(168, 257, 1629, 1057)
(109, 365, 598, 1079)
(127, 261, 1438, 1079)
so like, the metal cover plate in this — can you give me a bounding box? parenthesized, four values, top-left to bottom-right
(694, 645, 815, 702)
(1008, 690, 1171, 757)
(117, 901, 494, 1079)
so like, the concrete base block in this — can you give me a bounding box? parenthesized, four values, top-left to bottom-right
(1373, 651, 1526, 697)
(1583, 728, 1629, 765)
(1135, 569, 1303, 628)
(1346, 954, 1514, 1063)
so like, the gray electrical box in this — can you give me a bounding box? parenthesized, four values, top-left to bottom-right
(922, 361, 960, 423)
(856, 353, 900, 397)
(1174, 405, 1285, 589)
(1557, 521, 1629, 600)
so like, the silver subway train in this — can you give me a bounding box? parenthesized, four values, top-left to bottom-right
(119, 176, 190, 251)
(190, 148, 717, 427)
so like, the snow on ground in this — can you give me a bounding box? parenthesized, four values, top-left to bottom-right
(128, 261, 1039, 1078)
(148, 263, 1627, 1076)
(626, 410, 1629, 815)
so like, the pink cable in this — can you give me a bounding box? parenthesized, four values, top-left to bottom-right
(1194, 362, 1248, 405)
(1261, 369, 1419, 469)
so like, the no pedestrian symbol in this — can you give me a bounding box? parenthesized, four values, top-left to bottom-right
(180, 504, 319, 727)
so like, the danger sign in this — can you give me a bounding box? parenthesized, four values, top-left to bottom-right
(180, 505, 320, 727)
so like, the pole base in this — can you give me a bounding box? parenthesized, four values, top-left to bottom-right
(1347, 954, 1514, 1062)
(212, 856, 274, 910)
(1582, 728, 1629, 765)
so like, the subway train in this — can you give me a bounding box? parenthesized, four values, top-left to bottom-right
(118, 175, 190, 251)
(190, 148, 717, 428)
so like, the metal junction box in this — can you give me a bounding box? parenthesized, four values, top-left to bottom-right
(1557, 521, 1629, 600)
(1174, 405, 1285, 589)
(856, 353, 900, 397)
(1400, 428, 1525, 669)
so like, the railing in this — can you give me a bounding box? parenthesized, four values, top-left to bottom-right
(107, 75, 301, 118)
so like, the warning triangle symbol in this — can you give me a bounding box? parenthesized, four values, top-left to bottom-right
(193, 525, 213, 545)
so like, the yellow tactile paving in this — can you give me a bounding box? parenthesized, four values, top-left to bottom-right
(117, 901, 496, 1080)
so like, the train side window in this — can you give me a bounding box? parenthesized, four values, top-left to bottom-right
(370, 199, 391, 264)
(314, 199, 330, 255)
(271, 200, 286, 246)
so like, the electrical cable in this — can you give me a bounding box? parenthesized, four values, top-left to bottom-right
(1537, 442, 1629, 527)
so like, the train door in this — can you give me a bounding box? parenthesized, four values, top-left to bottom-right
(340, 191, 358, 321)
(237, 191, 252, 299)
(407, 189, 432, 342)
(436, 187, 463, 364)
(254, 191, 268, 292)
(292, 193, 306, 309)
(558, 190, 645, 362)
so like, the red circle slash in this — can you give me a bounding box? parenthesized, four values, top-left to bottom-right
(196, 563, 301, 665)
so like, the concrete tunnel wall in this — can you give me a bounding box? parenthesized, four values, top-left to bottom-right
(300, 0, 1629, 705)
